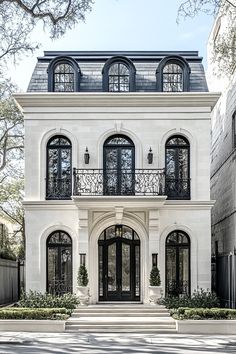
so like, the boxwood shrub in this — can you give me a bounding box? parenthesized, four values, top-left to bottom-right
(159, 288, 220, 309)
(171, 307, 236, 320)
(0, 308, 71, 320)
(19, 291, 79, 309)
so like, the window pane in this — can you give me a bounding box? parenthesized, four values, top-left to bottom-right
(163, 63, 183, 92)
(108, 243, 116, 291)
(179, 248, 190, 295)
(122, 243, 130, 291)
(54, 63, 74, 92)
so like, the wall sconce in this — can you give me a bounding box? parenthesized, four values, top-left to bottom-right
(80, 253, 86, 266)
(84, 147, 90, 164)
(152, 253, 158, 267)
(147, 147, 153, 164)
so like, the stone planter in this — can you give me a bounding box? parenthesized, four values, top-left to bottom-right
(76, 286, 89, 306)
(149, 286, 163, 305)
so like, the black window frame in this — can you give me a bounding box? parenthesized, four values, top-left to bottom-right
(46, 230, 73, 296)
(156, 55, 191, 92)
(102, 56, 136, 92)
(46, 135, 72, 200)
(165, 135, 190, 200)
(47, 56, 81, 92)
(165, 230, 191, 296)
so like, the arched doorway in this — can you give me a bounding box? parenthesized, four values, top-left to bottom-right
(166, 230, 190, 296)
(46, 230, 72, 295)
(103, 134, 135, 195)
(98, 225, 140, 301)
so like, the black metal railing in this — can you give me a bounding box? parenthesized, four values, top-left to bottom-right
(165, 178, 190, 200)
(46, 177, 72, 199)
(46, 171, 191, 199)
(166, 280, 190, 296)
(73, 168, 166, 196)
(48, 280, 72, 296)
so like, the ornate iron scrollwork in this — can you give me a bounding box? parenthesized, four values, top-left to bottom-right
(73, 169, 165, 196)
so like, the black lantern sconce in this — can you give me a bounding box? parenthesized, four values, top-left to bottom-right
(152, 253, 158, 268)
(80, 253, 86, 266)
(84, 147, 90, 164)
(147, 147, 153, 164)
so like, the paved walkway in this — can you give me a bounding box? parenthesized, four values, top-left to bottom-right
(0, 332, 236, 353)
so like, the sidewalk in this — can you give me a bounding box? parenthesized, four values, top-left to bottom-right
(0, 332, 236, 353)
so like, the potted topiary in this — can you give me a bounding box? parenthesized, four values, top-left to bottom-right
(76, 265, 89, 306)
(149, 266, 162, 305)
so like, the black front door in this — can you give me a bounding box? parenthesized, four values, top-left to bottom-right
(98, 225, 140, 301)
(103, 135, 135, 195)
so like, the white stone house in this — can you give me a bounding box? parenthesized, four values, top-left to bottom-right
(208, 10, 236, 306)
(14, 51, 219, 304)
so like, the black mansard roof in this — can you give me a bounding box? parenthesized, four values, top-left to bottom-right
(28, 51, 208, 92)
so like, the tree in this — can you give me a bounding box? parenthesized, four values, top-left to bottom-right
(178, 0, 236, 77)
(0, 0, 94, 260)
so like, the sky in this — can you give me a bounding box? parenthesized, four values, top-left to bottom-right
(10, 0, 215, 91)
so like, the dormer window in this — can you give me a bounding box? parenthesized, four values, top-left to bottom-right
(108, 63, 129, 92)
(156, 56, 191, 92)
(54, 63, 75, 92)
(102, 56, 136, 92)
(163, 63, 183, 92)
(47, 56, 81, 92)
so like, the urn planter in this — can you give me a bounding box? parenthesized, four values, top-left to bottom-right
(149, 285, 163, 305)
(76, 286, 89, 306)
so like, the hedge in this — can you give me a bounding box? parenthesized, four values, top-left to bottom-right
(19, 291, 79, 309)
(171, 307, 236, 320)
(0, 308, 71, 320)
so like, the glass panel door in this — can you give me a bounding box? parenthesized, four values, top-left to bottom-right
(98, 225, 140, 301)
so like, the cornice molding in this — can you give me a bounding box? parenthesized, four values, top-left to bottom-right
(14, 92, 221, 111)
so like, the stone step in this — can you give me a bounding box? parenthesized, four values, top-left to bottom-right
(71, 312, 170, 317)
(74, 306, 168, 313)
(65, 324, 177, 333)
(67, 317, 175, 325)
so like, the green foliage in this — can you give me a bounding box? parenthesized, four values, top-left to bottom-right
(77, 265, 89, 287)
(159, 288, 220, 309)
(171, 307, 236, 320)
(149, 266, 161, 286)
(0, 307, 71, 320)
(19, 291, 79, 309)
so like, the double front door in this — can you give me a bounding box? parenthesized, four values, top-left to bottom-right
(98, 225, 140, 301)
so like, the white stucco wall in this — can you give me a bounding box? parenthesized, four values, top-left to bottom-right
(16, 92, 218, 302)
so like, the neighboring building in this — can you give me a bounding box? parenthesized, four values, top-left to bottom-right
(14, 51, 219, 304)
(0, 210, 19, 254)
(208, 11, 236, 307)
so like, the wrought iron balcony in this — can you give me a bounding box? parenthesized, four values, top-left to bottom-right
(73, 168, 165, 196)
(45, 171, 190, 199)
(46, 177, 72, 199)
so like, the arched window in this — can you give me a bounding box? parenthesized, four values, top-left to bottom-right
(47, 230, 72, 295)
(102, 56, 136, 92)
(103, 134, 135, 195)
(162, 63, 183, 92)
(46, 135, 72, 199)
(166, 230, 190, 296)
(156, 56, 191, 92)
(47, 56, 81, 92)
(165, 135, 190, 199)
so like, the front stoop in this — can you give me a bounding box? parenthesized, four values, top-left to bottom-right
(65, 305, 177, 333)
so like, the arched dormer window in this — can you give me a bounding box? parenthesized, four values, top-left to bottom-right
(47, 56, 81, 92)
(46, 135, 72, 199)
(102, 56, 136, 92)
(156, 56, 191, 92)
(165, 135, 190, 200)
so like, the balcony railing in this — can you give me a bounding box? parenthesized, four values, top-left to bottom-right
(46, 171, 191, 199)
(73, 168, 165, 196)
(46, 177, 72, 199)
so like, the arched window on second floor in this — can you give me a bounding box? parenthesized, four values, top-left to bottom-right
(46, 135, 72, 200)
(165, 135, 190, 200)
(47, 56, 81, 92)
(102, 56, 136, 92)
(156, 56, 191, 92)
